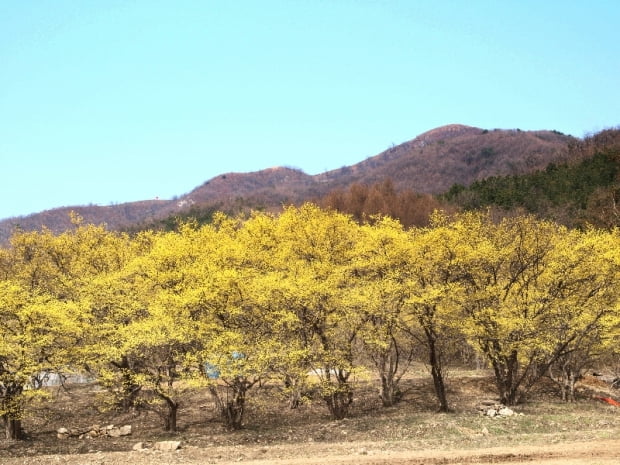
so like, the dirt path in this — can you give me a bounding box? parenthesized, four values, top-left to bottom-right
(241, 439, 620, 465)
(3, 439, 620, 465)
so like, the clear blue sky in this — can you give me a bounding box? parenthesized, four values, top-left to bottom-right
(1, 1, 618, 220)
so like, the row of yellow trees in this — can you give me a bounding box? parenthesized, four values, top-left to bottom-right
(1, 206, 619, 438)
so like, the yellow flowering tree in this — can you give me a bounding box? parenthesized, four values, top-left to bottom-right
(0, 220, 119, 439)
(353, 216, 415, 407)
(545, 227, 620, 401)
(269, 204, 362, 420)
(86, 226, 207, 432)
(399, 212, 474, 412)
(457, 214, 619, 405)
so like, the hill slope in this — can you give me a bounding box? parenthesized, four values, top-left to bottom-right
(344, 125, 573, 193)
(443, 127, 620, 228)
(0, 125, 575, 240)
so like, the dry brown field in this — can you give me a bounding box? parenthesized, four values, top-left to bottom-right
(2, 371, 620, 464)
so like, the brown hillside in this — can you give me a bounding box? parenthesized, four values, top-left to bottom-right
(0, 200, 175, 240)
(0, 125, 575, 240)
(316, 125, 574, 193)
(186, 167, 319, 208)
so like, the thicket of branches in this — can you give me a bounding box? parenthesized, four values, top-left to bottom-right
(1, 207, 619, 439)
(316, 179, 453, 228)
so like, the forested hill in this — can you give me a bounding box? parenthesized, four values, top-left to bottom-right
(442, 128, 620, 228)
(0, 125, 575, 240)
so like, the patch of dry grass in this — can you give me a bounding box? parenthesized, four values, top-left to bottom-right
(2, 370, 619, 461)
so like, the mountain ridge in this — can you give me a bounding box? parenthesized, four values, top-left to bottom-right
(0, 124, 576, 241)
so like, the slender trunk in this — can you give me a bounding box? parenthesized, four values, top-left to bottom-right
(315, 326, 355, 420)
(162, 397, 179, 432)
(210, 380, 247, 430)
(2, 382, 25, 440)
(430, 362, 449, 412)
(424, 326, 450, 412)
(3, 415, 24, 440)
(380, 371, 398, 407)
(377, 343, 402, 407)
(324, 386, 353, 420)
(120, 378, 141, 412)
(111, 356, 141, 412)
(283, 375, 301, 409)
(563, 361, 579, 403)
(491, 350, 520, 406)
(566, 376, 576, 403)
(550, 360, 579, 403)
(225, 386, 245, 430)
(322, 368, 353, 420)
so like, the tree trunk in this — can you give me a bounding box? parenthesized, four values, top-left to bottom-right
(210, 381, 247, 430)
(322, 368, 353, 420)
(111, 356, 141, 412)
(379, 371, 400, 407)
(376, 343, 403, 407)
(492, 350, 521, 406)
(324, 387, 353, 420)
(3, 415, 24, 440)
(163, 397, 179, 432)
(2, 382, 25, 440)
(549, 358, 580, 403)
(424, 326, 450, 412)
(224, 389, 245, 430)
(566, 376, 577, 403)
(283, 374, 303, 409)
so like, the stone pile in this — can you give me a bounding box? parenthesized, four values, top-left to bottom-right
(477, 400, 521, 418)
(57, 424, 132, 439)
(482, 405, 515, 417)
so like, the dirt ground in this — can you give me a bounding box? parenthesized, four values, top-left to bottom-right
(2, 373, 620, 464)
(2, 438, 620, 465)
